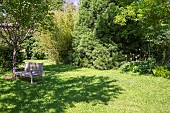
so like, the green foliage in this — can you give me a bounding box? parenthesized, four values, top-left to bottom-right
(38, 4, 76, 64)
(0, 45, 23, 71)
(121, 57, 156, 73)
(152, 66, 170, 78)
(1, 0, 49, 28)
(114, 0, 170, 65)
(31, 48, 46, 60)
(49, 0, 65, 10)
(0, 0, 51, 72)
(92, 44, 118, 70)
(72, 0, 121, 70)
(94, 3, 119, 43)
(0, 46, 12, 71)
(72, 29, 119, 70)
(22, 37, 46, 60)
(73, 0, 170, 70)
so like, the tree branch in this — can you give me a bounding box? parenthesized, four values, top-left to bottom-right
(0, 19, 16, 45)
(18, 28, 32, 45)
(0, 30, 13, 47)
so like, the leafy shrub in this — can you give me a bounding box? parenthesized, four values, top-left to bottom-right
(120, 57, 156, 73)
(71, 29, 119, 70)
(138, 57, 156, 73)
(152, 66, 170, 79)
(31, 42, 46, 60)
(92, 45, 118, 70)
(23, 37, 46, 60)
(120, 62, 133, 72)
(0, 46, 24, 71)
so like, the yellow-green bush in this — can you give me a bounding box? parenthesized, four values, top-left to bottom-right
(152, 66, 170, 79)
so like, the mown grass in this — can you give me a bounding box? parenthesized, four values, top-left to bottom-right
(0, 60, 170, 113)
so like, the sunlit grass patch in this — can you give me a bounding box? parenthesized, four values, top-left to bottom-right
(0, 60, 170, 113)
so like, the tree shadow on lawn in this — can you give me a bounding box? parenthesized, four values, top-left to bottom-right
(0, 64, 124, 113)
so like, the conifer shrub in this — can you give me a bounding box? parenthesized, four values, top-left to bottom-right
(71, 0, 121, 70)
(71, 29, 119, 70)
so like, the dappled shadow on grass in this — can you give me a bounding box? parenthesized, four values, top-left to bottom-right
(0, 64, 123, 113)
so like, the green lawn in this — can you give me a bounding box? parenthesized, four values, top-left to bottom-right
(0, 60, 170, 113)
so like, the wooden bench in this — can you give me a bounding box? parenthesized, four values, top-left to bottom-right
(14, 62, 44, 84)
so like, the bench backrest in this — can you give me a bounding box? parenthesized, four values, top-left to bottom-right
(24, 62, 43, 75)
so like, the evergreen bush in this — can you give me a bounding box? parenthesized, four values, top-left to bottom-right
(71, 1, 120, 70)
(72, 29, 119, 70)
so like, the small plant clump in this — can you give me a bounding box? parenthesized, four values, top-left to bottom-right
(120, 49, 156, 74)
(152, 66, 170, 79)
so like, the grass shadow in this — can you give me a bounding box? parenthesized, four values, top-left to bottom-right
(0, 64, 124, 113)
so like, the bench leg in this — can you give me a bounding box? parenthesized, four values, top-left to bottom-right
(30, 76, 34, 84)
(14, 74, 16, 79)
(13, 73, 17, 79)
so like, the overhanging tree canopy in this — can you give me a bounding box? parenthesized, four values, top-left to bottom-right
(0, 0, 49, 74)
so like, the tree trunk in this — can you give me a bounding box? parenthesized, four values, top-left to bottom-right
(13, 47, 17, 74)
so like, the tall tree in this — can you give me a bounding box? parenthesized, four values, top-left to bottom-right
(114, 0, 170, 63)
(0, 0, 49, 74)
(37, 3, 76, 64)
(72, 0, 170, 69)
(72, 0, 120, 69)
